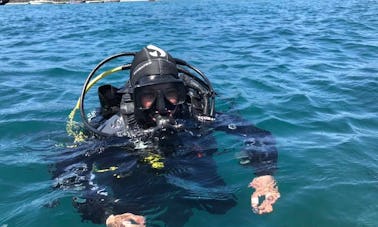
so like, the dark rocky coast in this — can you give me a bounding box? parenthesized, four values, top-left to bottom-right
(3, 0, 154, 4)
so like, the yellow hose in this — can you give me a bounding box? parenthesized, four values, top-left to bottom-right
(66, 66, 123, 143)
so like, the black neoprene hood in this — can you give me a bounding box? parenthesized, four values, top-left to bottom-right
(130, 45, 181, 87)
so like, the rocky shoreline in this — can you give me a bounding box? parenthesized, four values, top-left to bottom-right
(2, 0, 154, 4)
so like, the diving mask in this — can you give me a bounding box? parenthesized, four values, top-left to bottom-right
(134, 81, 187, 111)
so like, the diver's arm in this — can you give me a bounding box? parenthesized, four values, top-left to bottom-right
(213, 113, 280, 214)
(53, 150, 117, 223)
(213, 113, 277, 176)
(73, 191, 115, 224)
(75, 193, 145, 226)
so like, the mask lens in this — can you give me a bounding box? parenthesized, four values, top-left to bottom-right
(140, 92, 156, 109)
(164, 89, 179, 105)
(134, 82, 186, 110)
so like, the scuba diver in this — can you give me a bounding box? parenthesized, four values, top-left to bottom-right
(56, 45, 280, 227)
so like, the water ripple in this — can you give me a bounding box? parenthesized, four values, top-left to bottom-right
(0, 0, 377, 226)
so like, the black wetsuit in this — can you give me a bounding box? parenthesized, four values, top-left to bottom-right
(52, 113, 277, 226)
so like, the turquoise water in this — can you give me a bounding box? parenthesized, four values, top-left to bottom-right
(1, 0, 377, 226)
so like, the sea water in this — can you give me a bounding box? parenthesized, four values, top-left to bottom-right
(0, 0, 377, 226)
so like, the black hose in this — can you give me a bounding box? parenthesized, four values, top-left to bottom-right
(79, 52, 135, 137)
(176, 59, 216, 117)
(174, 58, 214, 92)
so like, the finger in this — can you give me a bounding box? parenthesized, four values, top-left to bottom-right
(127, 215, 145, 226)
(257, 200, 273, 214)
(121, 220, 132, 227)
(260, 204, 273, 214)
(122, 223, 144, 227)
(254, 192, 278, 215)
(125, 223, 145, 227)
(106, 215, 115, 227)
(249, 177, 264, 188)
(251, 193, 259, 207)
(251, 190, 263, 198)
(252, 191, 265, 202)
(108, 213, 146, 227)
(251, 192, 260, 214)
(267, 192, 280, 203)
(121, 220, 145, 227)
(132, 215, 146, 225)
(252, 203, 260, 214)
(260, 186, 279, 198)
(265, 193, 276, 202)
(251, 195, 259, 207)
(249, 181, 260, 189)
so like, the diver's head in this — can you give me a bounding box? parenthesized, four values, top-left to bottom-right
(129, 45, 187, 128)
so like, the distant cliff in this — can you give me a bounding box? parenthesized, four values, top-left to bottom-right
(7, 0, 77, 2)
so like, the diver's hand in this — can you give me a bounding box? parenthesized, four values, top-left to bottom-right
(248, 175, 280, 214)
(106, 213, 146, 227)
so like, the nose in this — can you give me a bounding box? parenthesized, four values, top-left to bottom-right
(156, 91, 168, 115)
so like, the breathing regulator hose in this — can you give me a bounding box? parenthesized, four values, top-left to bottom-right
(174, 58, 216, 117)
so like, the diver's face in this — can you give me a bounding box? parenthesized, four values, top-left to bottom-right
(134, 82, 186, 124)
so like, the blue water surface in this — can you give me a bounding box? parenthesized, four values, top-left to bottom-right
(0, 0, 377, 226)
